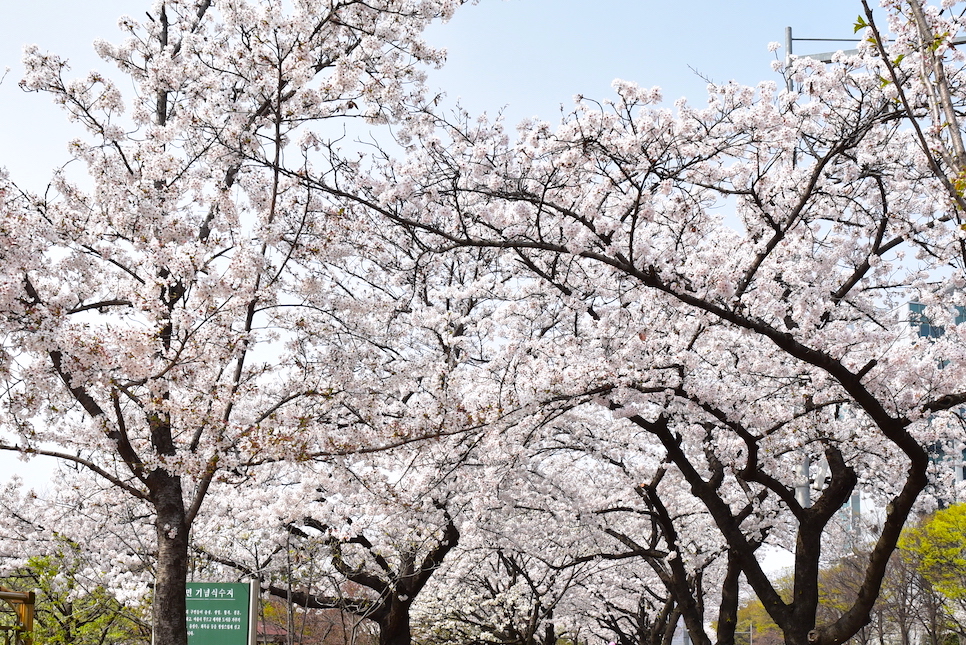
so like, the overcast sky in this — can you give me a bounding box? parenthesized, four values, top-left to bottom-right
(0, 0, 872, 488)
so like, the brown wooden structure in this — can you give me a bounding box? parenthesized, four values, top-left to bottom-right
(0, 587, 34, 645)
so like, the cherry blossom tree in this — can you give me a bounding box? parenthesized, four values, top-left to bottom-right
(503, 407, 736, 645)
(0, 1, 472, 644)
(412, 547, 583, 645)
(193, 446, 468, 645)
(302, 2, 966, 644)
(172, 237, 510, 645)
(400, 401, 714, 645)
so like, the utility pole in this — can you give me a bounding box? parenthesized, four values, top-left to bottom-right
(786, 24, 966, 64)
(784, 26, 858, 509)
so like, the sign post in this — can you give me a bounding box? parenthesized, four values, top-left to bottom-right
(185, 582, 258, 645)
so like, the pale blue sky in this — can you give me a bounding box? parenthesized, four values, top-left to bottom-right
(0, 0, 872, 487)
(0, 1, 867, 191)
(423, 1, 863, 126)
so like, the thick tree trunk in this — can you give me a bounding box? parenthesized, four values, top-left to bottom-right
(377, 598, 413, 645)
(151, 471, 190, 645)
(715, 551, 742, 645)
(541, 622, 556, 645)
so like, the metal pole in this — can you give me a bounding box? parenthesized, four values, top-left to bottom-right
(785, 27, 794, 92)
(249, 580, 259, 645)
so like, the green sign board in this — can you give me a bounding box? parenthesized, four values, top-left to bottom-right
(186, 583, 254, 645)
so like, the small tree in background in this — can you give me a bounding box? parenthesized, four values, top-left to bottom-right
(901, 504, 966, 644)
(1, 541, 148, 645)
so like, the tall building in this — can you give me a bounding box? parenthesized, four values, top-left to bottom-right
(907, 302, 966, 501)
(908, 301, 966, 339)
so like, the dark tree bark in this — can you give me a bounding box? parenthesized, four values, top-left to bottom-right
(250, 513, 459, 645)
